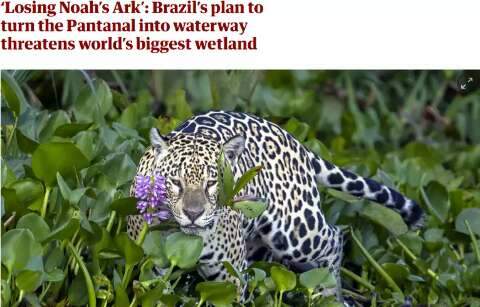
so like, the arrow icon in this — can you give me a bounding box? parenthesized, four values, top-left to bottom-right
(457, 73, 478, 93)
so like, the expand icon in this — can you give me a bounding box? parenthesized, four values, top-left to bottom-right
(457, 71, 480, 94)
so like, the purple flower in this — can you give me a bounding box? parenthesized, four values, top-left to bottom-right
(134, 172, 170, 224)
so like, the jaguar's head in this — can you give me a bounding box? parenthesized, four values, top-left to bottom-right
(147, 128, 245, 233)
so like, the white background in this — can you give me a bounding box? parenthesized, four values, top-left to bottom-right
(0, 0, 479, 69)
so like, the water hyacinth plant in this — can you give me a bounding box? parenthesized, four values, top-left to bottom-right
(217, 151, 267, 218)
(134, 172, 170, 224)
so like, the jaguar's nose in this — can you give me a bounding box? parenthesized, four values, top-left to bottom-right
(183, 207, 205, 222)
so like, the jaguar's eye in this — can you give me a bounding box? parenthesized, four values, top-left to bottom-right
(206, 180, 217, 188)
(226, 152, 235, 160)
(171, 179, 182, 187)
(170, 178, 183, 195)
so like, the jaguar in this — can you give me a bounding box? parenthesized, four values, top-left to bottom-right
(127, 110, 424, 300)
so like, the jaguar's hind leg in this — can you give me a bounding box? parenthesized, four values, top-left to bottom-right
(310, 226, 344, 300)
(281, 225, 344, 301)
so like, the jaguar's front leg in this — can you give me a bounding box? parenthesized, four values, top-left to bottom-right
(195, 208, 248, 301)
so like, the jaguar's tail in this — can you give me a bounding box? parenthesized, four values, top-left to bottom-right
(311, 155, 424, 229)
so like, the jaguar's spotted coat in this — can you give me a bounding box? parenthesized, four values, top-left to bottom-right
(127, 111, 424, 299)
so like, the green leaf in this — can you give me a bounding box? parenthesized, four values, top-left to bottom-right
(79, 219, 103, 244)
(247, 268, 266, 290)
(223, 261, 246, 284)
(115, 284, 129, 307)
(421, 181, 449, 223)
(1, 71, 25, 117)
(16, 129, 39, 153)
(1, 279, 11, 305)
(2, 189, 20, 217)
(270, 266, 296, 292)
(196, 281, 237, 307)
(6, 178, 44, 208)
(1, 158, 16, 187)
(73, 130, 98, 161)
(87, 193, 111, 224)
(15, 270, 43, 292)
(450, 189, 467, 219)
(166, 89, 193, 121)
(56, 173, 88, 206)
(98, 126, 121, 150)
(424, 228, 444, 252)
(73, 79, 113, 123)
(455, 208, 480, 236)
(465, 221, 480, 264)
(110, 197, 137, 217)
(304, 138, 333, 161)
(44, 268, 65, 282)
(140, 283, 167, 307)
(1, 229, 43, 273)
(381, 263, 409, 286)
(45, 246, 65, 273)
(253, 292, 274, 307)
(327, 188, 359, 203)
(158, 294, 181, 307)
(299, 267, 336, 290)
(232, 165, 262, 197)
(164, 232, 203, 269)
(232, 201, 267, 219)
(99, 153, 137, 188)
(361, 202, 408, 236)
(155, 117, 181, 135)
(44, 217, 80, 243)
(114, 233, 144, 266)
(218, 152, 235, 205)
(54, 123, 92, 138)
(67, 274, 89, 306)
(38, 110, 71, 142)
(119, 99, 152, 129)
(32, 142, 89, 186)
(92, 228, 113, 256)
(16, 213, 51, 242)
(284, 118, 310, 142)
(138, 261, 158, 284)
(142, 231, 169, 268)
(119, 103, 139, 128)
(263, 276, 276, 291)
(397, 232, 423, 256)
(222, 154, 235, 201)
(112, 122, 140, 139)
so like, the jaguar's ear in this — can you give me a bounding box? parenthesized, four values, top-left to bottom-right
(223, 135, 245, 166)
(150, 128, 168, 152)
